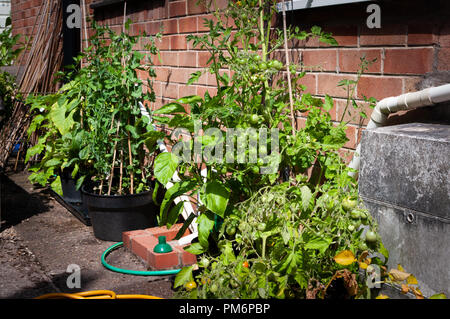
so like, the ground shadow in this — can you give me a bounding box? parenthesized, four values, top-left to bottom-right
(0, 173, 53, 231)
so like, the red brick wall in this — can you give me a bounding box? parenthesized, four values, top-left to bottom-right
(10, 0, 450, 155)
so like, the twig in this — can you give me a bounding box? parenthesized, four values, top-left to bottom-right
(282, 0, 296, 136)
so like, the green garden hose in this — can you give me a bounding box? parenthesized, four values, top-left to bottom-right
(101, 242, 181, 276)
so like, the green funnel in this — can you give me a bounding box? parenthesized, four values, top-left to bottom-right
(153, 236, 173, 253)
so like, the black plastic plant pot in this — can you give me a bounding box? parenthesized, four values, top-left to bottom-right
(60, 170, 82, 204)
(81, 185, 158, 242)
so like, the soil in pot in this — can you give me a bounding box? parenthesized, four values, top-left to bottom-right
(81, 185, 158, 241)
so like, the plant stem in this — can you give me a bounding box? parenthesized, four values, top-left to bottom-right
(127, 119, 134, 194)
(108, 121, 120, 196)
(281, 0, 296, 136)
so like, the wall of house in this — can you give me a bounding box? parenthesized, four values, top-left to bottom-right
(9, 0, 450, 158)
(0, 0, 11, 32)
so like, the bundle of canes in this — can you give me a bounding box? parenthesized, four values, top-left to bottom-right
(0, 0, 63, 169)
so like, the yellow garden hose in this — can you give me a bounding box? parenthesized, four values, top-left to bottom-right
(35, 289, 163, 299)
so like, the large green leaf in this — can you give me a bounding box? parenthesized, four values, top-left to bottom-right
(159, 180, 197, 225)
(300, 185, 312, 212)
(197, 211, 215, 249)
(304, 236, 332, 254)
(153, 102, 186, 115)
(154, 152, 179, 186)
(166, 201, 185, 229)
(200, 181, 230, 218)
(174, 265, 194, 288)
(49, 100, 75, 136)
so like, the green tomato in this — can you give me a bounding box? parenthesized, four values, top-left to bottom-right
(199, 256, 210, 268)
(209, 283, 218, 293)
(249, 114, 259, 125)
(259, 62, 267, 70)
(251, 166, 260, 174)
(347, 224, 355, 232)
(257, 222, 266, 231)
(350, 210, 361, 220)
(365, 230, 378, 243)
(342, 196, 357, 212)
(359, 242, 368, 251)
(226, 225, 236, 236)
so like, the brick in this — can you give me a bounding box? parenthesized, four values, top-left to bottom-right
(383, 48, 434, 75)
(162, 82, 179, 99)
(146, 21, 163, 35)
(335, 99, 371, 126)
(170, 68, 193, 83)
(163, 19, 178, 35)
(179, 16, 198, 33)
(169, 1, 186, 18)
(357, 76, 403, 101)
(156, 36, 171, 50)
(122, 229, 151, 249)
(174, 245, 197, 266)
(170, 35, 188, 50)
(338, 49, 381, 73)
(198, 51, 211, 67)
(160, 51, 179, 66)
(359, 24, 407, 46)
(324, 25, 358, 47)
(179, 84, 197, 98)
(145, 224, 190, 242)
(437, 25, 450, 48)
(408, 24, 437, 46)
(302, 49, 337, 72)
(187, 0, 208, 15)
(197, 86, 217, 97)
(317, 74, 357, 99)
(437, 48, 450, 72)
(179, 51, 197, 67)
(343, 124, 357, 149)
(148, 249, 180, 270)
(132, 235, 158, 261)
(298, 73, 316, 95)
(155, 67, 170, 82)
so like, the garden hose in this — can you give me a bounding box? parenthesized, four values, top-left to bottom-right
(35, 290, 163, 299)
(101, 241, 181, 276)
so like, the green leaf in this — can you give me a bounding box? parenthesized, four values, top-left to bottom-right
(174, 265, 194, 288)
(177, 95, 203, 104)
(304, 236, 332, 254)
(187, 71, 202, 85)
(50, 176, 62, 196)
(300, 185, 312, 211)
(166, 201, 185, 229)
(184, 242, 205, 255)
(44, 158, 62, 168)
(430, 293, 447, 299)
(200, 181, 230, 218)
(153, 102, 186, 115)
(154, 152, 179, 186)
(197, 211, 215, 249)
(324, 95, 333, 112)
(125, 124, 140, 139)
(159, 180, 197, 225)
(25, 143, 44, 163)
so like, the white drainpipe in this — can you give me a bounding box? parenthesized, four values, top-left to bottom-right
(348, 83, 450, 178)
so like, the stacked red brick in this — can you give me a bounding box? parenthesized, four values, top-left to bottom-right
(123, 223, 197, 270)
